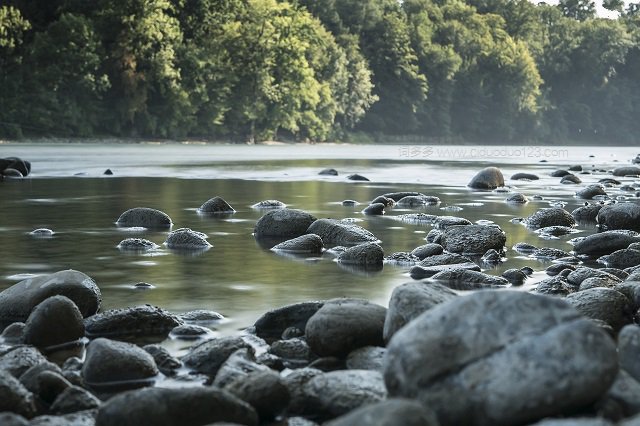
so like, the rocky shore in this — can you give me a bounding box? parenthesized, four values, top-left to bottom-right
(1, 156, 640, 425)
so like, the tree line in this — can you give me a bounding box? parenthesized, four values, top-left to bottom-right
(1, 0, 639, 144)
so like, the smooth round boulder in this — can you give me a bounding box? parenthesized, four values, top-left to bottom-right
(430, 269, 509, 290)
(50, 385, 101, 414)
(164, 228, 212, 250)
(319, 168, 338, 176)
(565, 287, 633, 332)
(572, 204, 603, 222)
(115, 207, 172, 229)
(0, 370, 36, 418)
(95, 386, 258, 426)
(0, 270, 101, 330)
(362, 203, 385, 215)
(510, 173, 539, 181)
(576, 184, 607, 199)
(84, 305, 182, 342)
(23, 296, 84, 352)
(613, 166, 640, 177)
(502, 268, 527, 286)
(116, 238, 159, 251)
(306, 218, 378, 246)
(396, 195, 440, 207)
(573, 231, 640, 256)
(618, 325, 640, 383)
(598, 249, 640, 269)
(305, 298, 386, 358)
(198, 196, 235, 214)
(182, 336, 251, 378)
(525, 208, 576, 229)
(324, 398, 439, 426)
(506, 193, 528, 203)
(439, 224, 506, 255)
(347, 174, 370, 181)
(225, 369, 289, 421)
(561, 174, 582, 184)
(468, 167, 504, 189)
(598, 203, 640, 232)
(410, 244, 444, 260)
(82, 338, 158, 392)
(252, 200, 286, 209)
(336, 243, 384, 266)
(254, 209, 317, 239)
(384, 291, 618, 426)
(271, 234, 323, 254)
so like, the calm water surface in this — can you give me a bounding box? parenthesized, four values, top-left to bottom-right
(0, 143, 638, 348)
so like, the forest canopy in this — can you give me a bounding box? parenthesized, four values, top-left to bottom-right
(1, 0, 639, 143)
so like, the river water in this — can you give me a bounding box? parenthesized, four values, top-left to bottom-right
(0, 142, 638, 344)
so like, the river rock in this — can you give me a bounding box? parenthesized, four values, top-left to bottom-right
(573, 231, 640, 256)
(253, 301, 323, 341)
(579, 277, 619, 291)
(505, 193, 528, 203)
(510, 173, 539, 181)
(525, 208, 576, 229)
(598, 203, 640, 232)
(347, 174, 370, 181)
(572, 204, 603, 222)
(116, 238, 159, 251)
(345, 346, 386, 372)
(535, 276, 573, 296)
(567, 267, 623, 288)
(306, 218, 378, 246)
(561, 174, 582, 184)
(433, 216, 472, 229)
(531, 247, 572, 260)
(551, 170, 571, 177)
(396, 195, 440, 207)
(0, 346, 47, 378)
(410, 244, 444, 260)
(29, 228, 54, 238)
(619, 325, 640, 382)
(198, 196, 235, 214)
(430, 269, 509, 290)
(565, 287, 633, 332)
(95, 386, 258, 426)
(536, 225, 577, 237)
(384, 252, 420, 265)
(613, 166, 640, 177)
(410, 262, 480, 279)
(383, 192, 426, 201)
(513, 242, 537, 253)
(225, 369, 289, 421)
(603, 370, 640, 418)
(0, 413, 29, 426)
(0, 369, 36, 418)
(501, 269, 527, 286)
(271, 234, 323, 254)
(84, 305, 182, 342)
(576, 184, 607, 199)
(336, 243, 384, 266)
(325, 398, 439, 426)
(301, 370, 387, 420)
(252, 200, 286, 209)
(18, 361, 65, 402)
(23, 296, 84, 353)
(598, 249, 640, 269)
(142, 344, 181, 376)
(371, 196, 393, 206)
(438, 224, 506, 255)
(0, 270, 101, 330)
(0, 157, 31, 176)
(115, 207, 172, 228)
(212, 348, 269, 388)
(384, 281, 457, 343)
(254, 209, 317, 239)
(362, 203, 385, 215)
(82, 338, 158, 392)
(384, 291, 618, 426)
(319, 168, 338, 176)
(468, 167, 504, 189)
(283, 368, 324, 416)
(50, 385, 100, 414)
(182, 336, 251, 377)
(546, 263, 576, 276)
(164, 228, 211, 250)
(305, 298, 386, 358)
(269, 338, 312, 367)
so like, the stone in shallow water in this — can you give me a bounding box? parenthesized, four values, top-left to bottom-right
(253, 301, 324, 341)
(362, 203, 385, 215)
(271, 234, 323, 254)
(346, 174, 370, 181)
(117, 238, 159, 251)
(336, 243, 384, 266)
(467, 167, 504, 189)
(572, 204, 603, 222)
(252, 199, 286, 209)
(576, 184, 607, 199)
(115, 207, 172, 228)
(510, 172, 539, 181)
(182, 336, 251, 378)
(198, 196, 235, 214)
(23, 295, 85, 353)
(572, 231, 640, 256)
(29, 228, 54, 238)
(164, 228, 211, 250)
(306, 218, 378, 246)
(525, 207, 576, 229)
(254, 209, 317, 239)
(439, 224, 506, 255)
(410, 243, 444, 260)
(430, 269, 509, 290)
(84, 305, 182, 343)
(396, 195, 440, 207)
(597, 203, 640, 232)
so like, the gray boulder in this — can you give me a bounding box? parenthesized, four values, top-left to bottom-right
(410, 244, 443, 260)
(182, 336, 250, 377)
(271, 234, 323, 254)
(253, 301, 324, 341)
(572, 204, 603, 222)
(115, 207, 172, 228)
(252, 200, 286, 209)
(430, 269, 509, 290)
(225, 369, 289, 421)
(384, 291, 618, 426)
(198, 196, 235, 214)
(0, 270, 101, 330)
(362, 203, 385, 215)
(254, 209, 317, 239)
(306, 218, 378, 246)
(324, 398, 439, 426)
(336, 243, 384, 266)
(95, 386, 258, 426)
(565, 288, 633, 332)
(576, 184, 607, 199)
(23, 295, 84, 352)
(346, 346, 386, 372)
(438, 225, 506, 255)
(50, 385, 100, 414)
(116, 238, 159, 251)
(468, 167, 504, 189)
(164, 228, 211, 249)
(0, 346, 47, 377)
(319, 168, 338, 176)
(525, 208, 576, 229)
(396, 195, 440, 207)
(383, 282, 457, 343)
(613, 166, 640, 176)
(84, 305, 182, 342)
(598, 203, 640, 232)
(510, 173, 539, 181)
(567, 267, 623, 288)
(0, 369, 36, 418)
(603, 370, 640, 418)
(598, 249, 640, 269)
(305, 298, 386, 358)
(572, 231, 640, 256)
(212, 348, 269, 389)
(619, 325, 640, 382)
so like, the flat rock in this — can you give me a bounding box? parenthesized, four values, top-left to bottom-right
(306, 218, 378, 246)
(573, 231, 640, 256)
(115, 207, 172, 228)
(410, 262, 480, 279)
(254, 209, 317, 239)
(271, 234, 323, 254)
(572, 204, 603, 222)
(346, 174, 369, 181)
(396, 195, 440, 207)
(23, 295, 85, 352)
(164, 228, 212, 249)
(324, 398, 439, 426)
(510, 173, 539, 181)
(0, 270, 101, 330)
(410, 244, 444, 260)
(336, 243, 384, 266)
(565, 287, 633, 332)
(254, 301, 324, 341)
(84, 305, 182, 342)
(598, 203, 640, 232)
(439, 225, 506, 255)
(526, 208, 576, 229)
(198, 196, 235, 214)
(384, 291, 618, 426)
(468, 167, 504, 189)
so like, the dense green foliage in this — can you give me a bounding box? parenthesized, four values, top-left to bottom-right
(0, 0, 639, 143)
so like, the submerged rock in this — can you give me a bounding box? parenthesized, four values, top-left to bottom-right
(362, 203, 385, 215)
(468, 167, 504, 189)
(505, 193, 528, 203)
(307, 218, 378, 246)
(511, 173, 539, 181)
(198, 196, 235, 214)
(382, 192, 426, 201)
(271, 234, 323, 254)
(561, 174, 582, 184)
(598, 203, 640, 232)
(336, 243, 384, 266)
(319, 168, 338, 176)
(347, 174, 370, 181)
(115, 207, 172, 229)
(117, 238, 159, 251)
(252, 200, 286, 209)
(164, 228, 211, 250)
(576, 184, 607, 199)
(410, 262, 480, 279)
(84, 305, 182, 342)
(254, 209, 317, 239)
(439, 224, 506, 255)
(573, 231, 640, 256)
(525, 208, 576, 229)
(396, 195, 440, 207)
(613, 166, 640, 177)
(572, 204, 603, 222)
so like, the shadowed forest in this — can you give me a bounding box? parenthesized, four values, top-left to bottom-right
(1, 0, 639, 144)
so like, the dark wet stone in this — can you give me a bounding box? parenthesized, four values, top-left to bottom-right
(502, 269, 527, 286)
(2, 168, 23, 178)
(567, 267, 623, 288)
(182, 336, 251, 377)
(95, 386, 258, 426)
(212, 348, 269, 388)
(30, 410, 97, 426)
(510, 173, 539, 181)
(546, 263, 577, 276)
(103, 169, 113, 175)
(551, 170, 571, 177)
(573, 231, 640, 256)
(271, 234, 323, 254)
(395, 213, 437, 226)
(1, 157, 31, 176)
(61, 357, 83, 387)
(0, 413, 29, 426)
(601, 178, 622, 185)
(621, 185, 638, 191)
(431, 269, 509, 290)
(603, 370, 640, 419)
(324, 398, 439, 426)
(384, 252, 419, 265)
(225, 369, 289, 421)
(371, 196, 393, 206)
(198, 196, 235, 214)
(170, 324, 211, 340)
(50, 385, 100, 414)
(613, 166, 640, 177)
(116, 207, 172, 228)
(384, 281, 457, 343)
(308, 357, 345, 372)
(433, 216, 472, 229)
(521, 266, 534, 275)
(572, 204, 603, 222)
(319, 168, 338, 176)
(410, 262, 480, 279)
(116, 238, 159, 251)
(566, 288, 633, 332)
(253, 209, 317, 240)
(85, 305, 182, 342)
(29, 228, 54, 238)
(269, 338, 312, 366)
(468, 167, 504, 189)
(569, 165, 583, 172)
(164, 228, 211, 250)
(179, 309, 224, 323)
(254, 301, 324, 341)
(0, 270, 101, 330)
(82, 338, 158, 392)
(602, 267, 629, 280)
(19, 362, 67, 404)
(305, 298, 386, 358)
(598, 203, 640, 232)
(525, 207, 576, 229)
(283, 368, 324, 416)
(513, 242, 537, 254)
(481, 249, 502, 263)
(384, 291, 618, 426)
(396, 195, 440, 207)
(619, 325, 640, 382)
(0, 369, 36, 418)
(410, 243, 443, 260)
(535, 276, 572, 296)
(576, 184, 607, 199)
(439, 224, 506, 255)
(345, 346, 386, 371)
(0, 346, 47, 377)
(418, 252, 472, 267)
(143, 344, 181, 376)
(302, 370, 387, 421)
(362, 203, 385, 215)
(536, 225, 577, 237)
(599, 249, 640, 269)
(506, 193, 528, 203)
(561, 174, 582, 184)
(425, 229, 443, 244)
(23, 295, 84, 353)
(341, 200, 357, 206)
(336, 243, 383, 266)
(346, 174, 370, 181)
(531, 247, 572, 259)
(2, 322, 25, 344)
(306, 218, 378, 246)
(382, 192, 426, 201)
(252, 199, 286, 209)
(579, 277, 620, 291)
